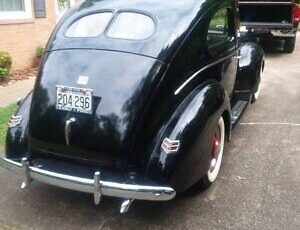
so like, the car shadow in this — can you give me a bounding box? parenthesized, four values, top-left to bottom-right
(10, 178, 213, 229)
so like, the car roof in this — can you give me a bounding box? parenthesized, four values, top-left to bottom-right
(47, 0, 230, 63)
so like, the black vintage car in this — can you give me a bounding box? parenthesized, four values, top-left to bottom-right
(1, 0, 264, 213)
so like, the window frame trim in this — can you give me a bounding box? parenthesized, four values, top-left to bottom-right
(0, 0, 32, 20)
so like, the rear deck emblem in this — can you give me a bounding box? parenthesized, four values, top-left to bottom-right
(77, 75, 89, 85)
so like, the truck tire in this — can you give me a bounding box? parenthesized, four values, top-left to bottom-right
(284, 37, 296, 53)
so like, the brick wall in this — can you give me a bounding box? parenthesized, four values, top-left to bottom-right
(0, 0, 57, 71)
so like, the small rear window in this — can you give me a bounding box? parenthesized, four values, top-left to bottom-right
(107, 12, 155, 40)
(66, 12, 113, 38)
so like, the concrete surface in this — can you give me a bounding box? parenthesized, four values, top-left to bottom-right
(0, 38, 299, 230)
(0, 78, 35, 108)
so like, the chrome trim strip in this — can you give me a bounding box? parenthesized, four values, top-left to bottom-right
(65, 117, 76, 146)
(174, 52, 236, 95)
(239, 1, 293, 5)
(0, 157, 176, 201)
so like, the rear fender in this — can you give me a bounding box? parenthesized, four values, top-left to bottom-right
(5, 92, 32, 160)
(146, 80, 230, 192)
(236, 42, 265, 96)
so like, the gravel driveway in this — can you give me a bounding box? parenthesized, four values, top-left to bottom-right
(0, 37, 299, 230)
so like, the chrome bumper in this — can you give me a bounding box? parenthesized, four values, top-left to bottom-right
(270, 30, 296, 38)
(0, 157, 176, 203)
(240, 26, 296, 38)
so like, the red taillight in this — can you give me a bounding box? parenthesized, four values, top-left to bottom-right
(294, 5, 300, 22)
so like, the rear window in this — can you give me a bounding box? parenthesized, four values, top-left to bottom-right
(66, 12, 113, 37)
(106, 12, 156, 40)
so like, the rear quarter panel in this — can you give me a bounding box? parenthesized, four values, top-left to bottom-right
(146, 81, 230, 192)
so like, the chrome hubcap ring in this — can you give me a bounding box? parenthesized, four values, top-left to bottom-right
(207, 117, 225, 183)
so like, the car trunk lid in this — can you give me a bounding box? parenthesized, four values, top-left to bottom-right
(28, 49, 165, 168)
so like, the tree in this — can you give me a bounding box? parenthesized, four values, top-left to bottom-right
(57, 0, 70, 8)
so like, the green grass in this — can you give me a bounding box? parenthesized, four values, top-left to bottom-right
(0, 104, 18, 148)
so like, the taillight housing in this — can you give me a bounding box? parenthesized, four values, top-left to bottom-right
(8, 115, 23, 128)
(161, 138, 180, 154)
(294, 4, 300, 22)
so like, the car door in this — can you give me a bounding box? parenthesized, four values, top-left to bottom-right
(206, 4, 238, 98)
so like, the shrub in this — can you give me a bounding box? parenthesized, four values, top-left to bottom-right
(36, 46, 45, 59)
(0, 68, 9, 80)
(0, 51, 12, 70)
(0, 51, 12, 80)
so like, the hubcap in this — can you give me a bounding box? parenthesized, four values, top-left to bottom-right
(207, 117, 225, 183)
(210, 135, 220, 172)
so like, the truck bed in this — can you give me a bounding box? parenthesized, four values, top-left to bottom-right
(239, 0, 294, 28)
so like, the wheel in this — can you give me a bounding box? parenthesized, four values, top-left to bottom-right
(283, 37, 296, 53)
(197, 116, 225, 189)
(251, 64, 263, 103)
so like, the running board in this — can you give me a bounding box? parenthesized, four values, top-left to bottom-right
(231, 101, 249, 127)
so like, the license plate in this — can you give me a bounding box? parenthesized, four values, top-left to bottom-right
(56, 85, 93, 114)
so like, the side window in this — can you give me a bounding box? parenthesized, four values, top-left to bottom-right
(208, 8, 228, 36)
(207, 8, 232, 46)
